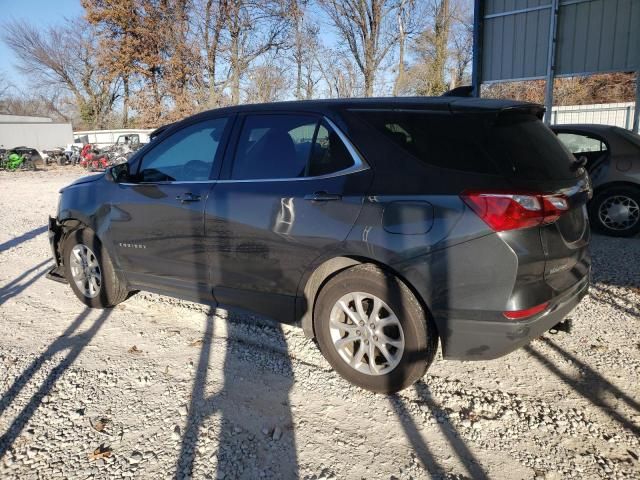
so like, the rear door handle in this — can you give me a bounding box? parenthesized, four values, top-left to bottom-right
(176, 192, 201, 203)
(304, 191, 342, 202)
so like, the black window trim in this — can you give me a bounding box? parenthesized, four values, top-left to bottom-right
(218, 114, 369, 183)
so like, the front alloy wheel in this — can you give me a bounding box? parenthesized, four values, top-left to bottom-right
(69, 243, 102, 298)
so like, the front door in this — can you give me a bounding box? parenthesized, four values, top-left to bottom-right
(204, 113, 372, 321)
(108, 116, 232, 302)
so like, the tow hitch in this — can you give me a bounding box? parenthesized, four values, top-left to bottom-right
(549, 318, 572, 334)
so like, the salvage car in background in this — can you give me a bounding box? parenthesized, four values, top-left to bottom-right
(553, 124, 640, 237)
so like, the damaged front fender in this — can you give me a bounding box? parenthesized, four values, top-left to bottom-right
(46, 216, 67, 283)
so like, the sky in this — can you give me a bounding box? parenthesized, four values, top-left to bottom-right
(0, 0, 84, 78)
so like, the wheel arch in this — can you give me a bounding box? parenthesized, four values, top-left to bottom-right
(56, 219, 117, 269)
(297, 255, 436, 341)
(592, 181, 640, 198)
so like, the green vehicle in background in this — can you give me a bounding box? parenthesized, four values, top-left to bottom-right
(0, 147, 37, 171)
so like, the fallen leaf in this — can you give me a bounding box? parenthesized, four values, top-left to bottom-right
(128, 345, 142, 354)
(93, 418, 110, 432)
(189, 339, 203, 347)
(88, 444, 112, 461)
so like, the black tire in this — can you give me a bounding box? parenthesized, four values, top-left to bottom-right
(313, 264, 438, 394)
(57, 156, 64, 166)
(62, 228, 128, 308)
(589, 186, 640, 237)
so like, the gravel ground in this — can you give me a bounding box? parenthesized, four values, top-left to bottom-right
(0, 168, 639, 480)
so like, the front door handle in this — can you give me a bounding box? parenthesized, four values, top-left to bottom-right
(304, 191, 342, 202)
(176, 192, 201, 203)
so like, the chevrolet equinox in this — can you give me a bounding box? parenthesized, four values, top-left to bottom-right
(48, 98, 592, 393)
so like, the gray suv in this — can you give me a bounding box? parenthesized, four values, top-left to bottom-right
(48, 98, 591, 393)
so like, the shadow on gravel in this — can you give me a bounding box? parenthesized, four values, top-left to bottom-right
(526, 338, 639, 437)
(0, 259, 51, 306)
(390, 381, 489, 479)
(390, 394, 444, 477)
(0, 308, 111, 457)
(176, 311, 298, 479)
(0, 225, 47, 252)
(589, 283, 640, 318)
(414, 381, 489, 480)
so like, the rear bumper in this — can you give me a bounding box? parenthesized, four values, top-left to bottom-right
(441, 275, 589, 360)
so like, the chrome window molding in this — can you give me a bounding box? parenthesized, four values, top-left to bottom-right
(120, 115, 369, 186)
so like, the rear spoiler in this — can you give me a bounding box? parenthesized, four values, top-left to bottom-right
(499, 104, 545, 120)
(447, 99, 545, 120)
(442, 86, 544, 120)
(441, 85, 474, 97)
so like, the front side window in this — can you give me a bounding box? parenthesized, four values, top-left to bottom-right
(557, 133, 607, 154)
(139, 118, 228, 182)
(231, 114, 355, 180)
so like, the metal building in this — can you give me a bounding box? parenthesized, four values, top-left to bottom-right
(0, 114, 73, 150)
(473, 0, 640, 131)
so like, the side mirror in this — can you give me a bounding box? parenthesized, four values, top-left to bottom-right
(108, 162, 130, 183)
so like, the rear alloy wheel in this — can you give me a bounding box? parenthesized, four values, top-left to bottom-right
(329, 292, 405, 376)
(591, 186, 640, 237)
(314, 264, 438, 393)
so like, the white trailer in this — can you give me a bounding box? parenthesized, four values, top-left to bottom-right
(0, 115, 73, 151)
(73, 128, 154, 148)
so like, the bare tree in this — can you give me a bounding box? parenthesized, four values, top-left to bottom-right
(399, 0, 470, 96)
(448, 1, 472, 88)
(316, 48, 362, 98)
(245, 62, 287, 103)
(319, 0, 398, 97)
(288, 0, 321, 100)
(225, 0, 289, 104)
(3, 18, 120, 128)
(392, 0, 425, 96)
(83, 0, 139, 126)
(0, 72, 11, 101)
(197, 0, 230, 106)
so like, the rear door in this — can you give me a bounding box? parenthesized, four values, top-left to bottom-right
(204, 112, 372, 321)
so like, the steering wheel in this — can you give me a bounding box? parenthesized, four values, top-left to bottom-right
(182, 160, 211, 180)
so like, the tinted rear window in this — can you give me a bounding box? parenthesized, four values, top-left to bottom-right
(490, 113, 577, 180)
(353, 110, 577, 180)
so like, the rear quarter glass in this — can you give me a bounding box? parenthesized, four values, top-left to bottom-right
(351, 110, 579, 181)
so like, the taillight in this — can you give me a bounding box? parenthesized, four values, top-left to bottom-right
(503, 302, 549, 320)
(461, 191, 569, 232)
